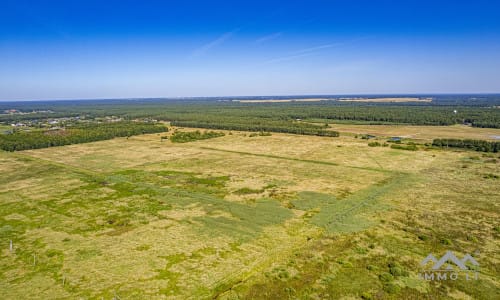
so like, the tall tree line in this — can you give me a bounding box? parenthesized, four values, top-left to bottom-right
(0, 122, 167, 151)
(432, 139, 500, 152)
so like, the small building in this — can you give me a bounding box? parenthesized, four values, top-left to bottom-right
(389, 137, 402, 142)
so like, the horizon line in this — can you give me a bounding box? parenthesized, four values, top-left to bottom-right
(2, 92, 500, 102)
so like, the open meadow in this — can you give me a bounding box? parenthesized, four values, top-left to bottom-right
(324, 124, 500, 142)
(0, 126, 498, 299)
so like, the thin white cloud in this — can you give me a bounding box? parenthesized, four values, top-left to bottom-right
(255, 32, 283, 44)
(191, 29, 238, 57)
(263, 52, 319, 64)
(291, 43, 343, 55)
(262, 43, 341, 64)
(262, 37, 373, 65)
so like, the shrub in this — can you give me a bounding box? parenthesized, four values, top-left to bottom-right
(440, 238, 452, 245)
(383, 283, 401, 294)
(388, 262, 408, 277)
(366, 265, 377, 271)
(483, 173, 499, 179)
(418, 234, 429, 241)
(234, 187, 264, 195)
(379, 272, 393, 282)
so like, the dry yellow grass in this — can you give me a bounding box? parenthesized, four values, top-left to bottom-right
(1, 127, 498, 299)
(328, 124, 500, 141)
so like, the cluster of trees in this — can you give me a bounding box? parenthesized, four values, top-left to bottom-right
(171, 120, 340, 137)
(470, 121, 500, 128)
(0, 122, 167, 151)
(169, 130, 225, 143)
(432, 139, 500, 152)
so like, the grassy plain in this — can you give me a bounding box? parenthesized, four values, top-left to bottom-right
(322, 124, 500, 141)
(0, 126, 499, 299)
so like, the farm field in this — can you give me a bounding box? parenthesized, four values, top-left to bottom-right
(1, 128, 499, 299)
(323, 124, 500, 141)
(337, 97, 432, 103)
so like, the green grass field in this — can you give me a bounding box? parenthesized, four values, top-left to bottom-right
(1, 128, 499, 299)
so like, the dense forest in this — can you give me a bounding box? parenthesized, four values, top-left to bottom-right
(1, 96, 499, 129)
(0, 122, 167, 151)
(432, 139, 500, 152)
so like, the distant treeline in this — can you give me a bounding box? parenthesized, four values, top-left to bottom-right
(171, 120, 340, 137)
(1, 98, 499, 129)
(432, 139, 500, 152)
(0, 122, 167, 151)
(170, 130, 225, 143)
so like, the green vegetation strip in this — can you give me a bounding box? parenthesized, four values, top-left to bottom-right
(292, 173, 408, 233)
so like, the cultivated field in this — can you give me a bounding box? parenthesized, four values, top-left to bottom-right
(1, 128, 499, 299)
(232, 98, 330, 103)
(338, 97, 432, 103)
(324, 124, 500, 141)
(230, 97, 432, 103)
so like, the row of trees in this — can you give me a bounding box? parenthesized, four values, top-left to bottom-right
(432, 139, 500, 152)
(0, 122, 167, 151)
(171, 120, 340, 137)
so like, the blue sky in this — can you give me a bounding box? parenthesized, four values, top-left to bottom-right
(1, 0, 500, 100)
